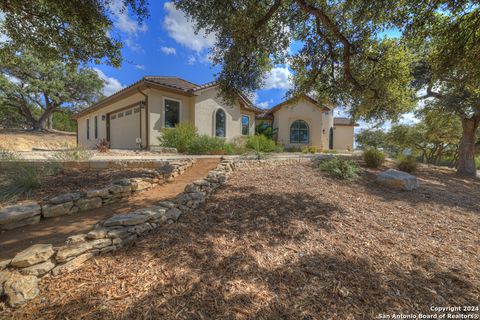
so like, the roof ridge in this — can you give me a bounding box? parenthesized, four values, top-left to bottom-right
(144, 76, 199, 87)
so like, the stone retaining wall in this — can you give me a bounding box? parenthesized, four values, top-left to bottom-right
(0, 158, 301, 308)
(0, 159, 195, 231)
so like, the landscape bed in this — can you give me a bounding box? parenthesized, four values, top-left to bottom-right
(1, 160, 478, 319)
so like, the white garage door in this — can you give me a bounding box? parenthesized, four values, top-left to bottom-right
(109, 106, 141, 149)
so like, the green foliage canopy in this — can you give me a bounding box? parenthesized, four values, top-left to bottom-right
(0, 51, 104, 130)
(0, 0, 149, 66)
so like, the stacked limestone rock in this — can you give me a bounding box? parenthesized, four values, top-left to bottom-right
(0, 159, 229, 307)
(0, 159, 194, 231)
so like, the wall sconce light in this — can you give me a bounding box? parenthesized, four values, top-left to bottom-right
(101, 115, 106, 121)
(322, 129, 326, 134)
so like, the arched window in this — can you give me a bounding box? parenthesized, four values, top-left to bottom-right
(215, 109, 226, 137)
(290, 120, 309, 143)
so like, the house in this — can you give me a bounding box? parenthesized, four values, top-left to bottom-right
(73, 76, 260, 149)
(256, 95, 357, 151)
(74, 76, 356, 151)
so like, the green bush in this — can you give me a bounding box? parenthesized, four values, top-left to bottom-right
(317, 158, 361, 180)
(245, 135, 280, 153)
(301, 146, 317, 154)
(188, 135, 235, 155)
(397, 156, 417, 173)
(322, 149, 338, 154)
(476, 155, 480, 170)
(363, 147, 385, 168)
(284, 146, 302, 152)
(158, 123, 198, 153)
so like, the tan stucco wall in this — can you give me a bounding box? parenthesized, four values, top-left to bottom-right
(322, 111, 334, 148)
(193, 88, 255, 140)
(332, 126, 355, 151)
(77, 91, 147, 149)
(147, 89, 195, 148)
(272, 98, 326, 149)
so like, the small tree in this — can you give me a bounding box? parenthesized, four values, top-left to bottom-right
(356, 130, 389, 150)
(0, 51, 104, 131)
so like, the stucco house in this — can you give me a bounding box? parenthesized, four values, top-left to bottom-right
(256, 95, 357, 150)
(74, 76, 356, 151)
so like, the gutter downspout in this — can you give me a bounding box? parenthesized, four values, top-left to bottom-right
(138, 87, 149, 149)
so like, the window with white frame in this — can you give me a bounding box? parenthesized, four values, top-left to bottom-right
(165, 99, 180, 128)
(241, 115, 250, 135)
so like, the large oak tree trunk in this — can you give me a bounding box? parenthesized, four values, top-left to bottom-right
(456, 116, 479, 176)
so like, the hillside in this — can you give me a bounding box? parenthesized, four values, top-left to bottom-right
(0, 129, 76, 151)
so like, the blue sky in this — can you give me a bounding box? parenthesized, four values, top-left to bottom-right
(93, 1, 291, 111)
(93, 1, 417, 132)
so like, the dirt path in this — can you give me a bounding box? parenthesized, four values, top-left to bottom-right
(0, 158, 219, 259)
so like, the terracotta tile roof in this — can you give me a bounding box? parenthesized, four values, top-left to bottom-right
(256, 112, 273, 120)
(74, 76, 262, 118)
(144, 76, 199, 91)
(334, 117, 357, 126)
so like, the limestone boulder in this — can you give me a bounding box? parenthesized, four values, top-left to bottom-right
(103, 213, 149, 227)
(0, 215, 41, 231)
(376, 169, 420, 191)
(49, 192, 81, 204)
(165, 208, 182, 221)
(20, 259, 55, 276)
(0, 270, 11, 296)
(76, 197, 102, 211)
(85, 188, 110, 198)
(0, 203, 41, 230)
(55, 242, 92, 263)
(3, 272, 39, 307)
(52, 252, 95, 276)
(87, 228, 108, 239)
(11, 244, 55, 268)
(42, 202, 77, 218)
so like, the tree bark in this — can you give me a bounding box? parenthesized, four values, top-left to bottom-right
(456, 116, 479, 176)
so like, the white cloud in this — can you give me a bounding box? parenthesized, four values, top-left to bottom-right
(94, 68, 124, 96)
(109, 2, 148, 52)
(135, 64, 145, 70)
(257, 99, 274, 109)
(161, 46, 177, 55)
(263, 66, 292, 90)
(187, 55, 197, 65)
(163, 2, 216, 52)
(0, 11, 9, 43)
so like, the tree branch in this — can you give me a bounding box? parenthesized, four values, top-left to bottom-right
(294, 0, 363, 90)
(255, 0, 282, 29)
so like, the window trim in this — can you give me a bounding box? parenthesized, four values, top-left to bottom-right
(290, 119, 310, 144)
(163, 97, 182, 128)
(86, 118, 90, 140)
(214, 108, 227, 138)
(241, 114, 250, 136)
(94, 116, 98, 139)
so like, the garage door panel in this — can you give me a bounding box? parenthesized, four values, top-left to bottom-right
(109, 107, 141, 149)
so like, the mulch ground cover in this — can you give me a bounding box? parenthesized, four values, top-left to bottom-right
(1, 162, 479, 319)
(0, 168, 158, 206)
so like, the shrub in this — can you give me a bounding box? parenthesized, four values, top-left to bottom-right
(245, 135, 279, 153)
(158, 123, 197, 153)
(0, 164, 42, 201)
(363, 147, 385, 168)
(187, 135, 235, 155)
(322, 149, 338, 154)
(96, 138, 110, 153)
(301, 146, 317, 154)
(476, 155, 480, 170)
(397, 156, 417, 173)
(284, 146, 301, 152)
(50, 144, 93, 161)
(317, 158, 361, 180)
